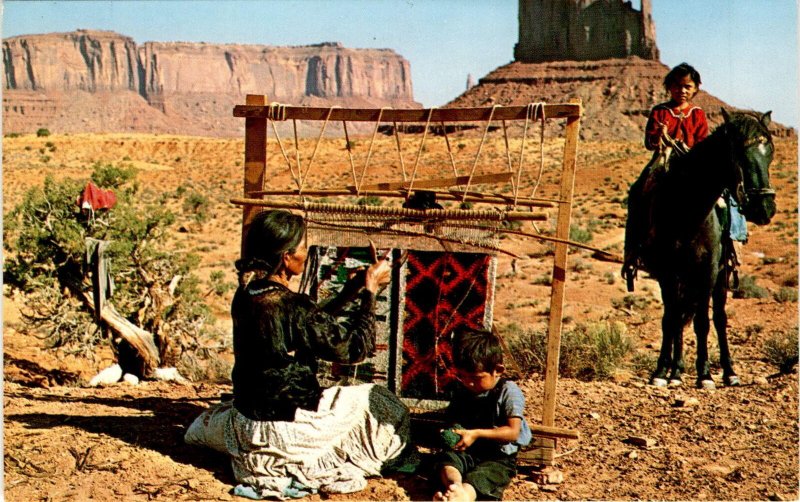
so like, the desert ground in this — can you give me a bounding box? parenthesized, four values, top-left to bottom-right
(3, 127, 798, 501)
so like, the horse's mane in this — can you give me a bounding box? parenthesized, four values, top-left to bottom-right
(712, 110, 772, 141)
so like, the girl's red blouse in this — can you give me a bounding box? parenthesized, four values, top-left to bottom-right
(645, 103, 709, 150)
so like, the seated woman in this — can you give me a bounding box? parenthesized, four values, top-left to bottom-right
(185, 210, 410, 499)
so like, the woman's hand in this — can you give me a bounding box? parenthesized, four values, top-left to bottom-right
(364, 241, 391, 293)
(364, 257, 391, 293)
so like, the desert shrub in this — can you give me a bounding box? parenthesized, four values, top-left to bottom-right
(532, 274, 552, 286)
(356, 196, 382, 206)
(182, 190, 211, 223)
(5, 132, 21, 138)
(629, 351, 658, 377)
(612, 294, 650, 311)
(208, 270, 235, 296)
(733, 275, 770, 299)
(773, 287, 798, 303)
(762, 330, 799, 373)
(506, 321, 633, 380)
(4, 164, 218, 378)
(571, 259, 592, 273)
(502, 219, 522, 231)
(91, 162, 137, 189)
(36, 128, 51, 137)
(569, 225, 592, 244)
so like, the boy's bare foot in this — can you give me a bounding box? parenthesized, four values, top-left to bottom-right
(433, 491, 446, 501)
(444, 483, 472, 502)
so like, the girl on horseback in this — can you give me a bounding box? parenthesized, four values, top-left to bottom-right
(622, 62, 739, 287)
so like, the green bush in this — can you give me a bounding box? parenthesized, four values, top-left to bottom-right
(762, 330, 799, 373)
(612, 294, 650, 311)
(774, 287, 798, 303)
(505, 321, 634, 380)
(91, 162, 137, 189)
(569, 225, 593, 244)
(208, 270, 235, 296)
(36, 128, 51, 137)
(356, 196, 382, 206)
(733, 275, 770, 299)
(3, 163, 216, 376)
(182, 191, 211, 223)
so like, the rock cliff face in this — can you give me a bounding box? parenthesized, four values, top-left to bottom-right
(515, 0, 659, 63)
(447, 58, 793, 141)
(451, 1, 791, 140)
(3, 30, 418, 136)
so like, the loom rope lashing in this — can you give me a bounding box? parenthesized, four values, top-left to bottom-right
(404, 107, 436, 201)
(526, 102, 547, 201)
(267, 102, 301, 189)
(461, 104, 500, 203)
(355, 107, 390, 195)
(298, 106, 339, 194)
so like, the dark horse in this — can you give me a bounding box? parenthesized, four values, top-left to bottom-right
(633, 109, 776, 389)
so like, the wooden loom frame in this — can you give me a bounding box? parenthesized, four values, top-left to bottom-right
(233, 94, 582, 465)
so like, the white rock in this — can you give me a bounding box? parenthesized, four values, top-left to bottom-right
(153, 367, 189, 384)
(122, 373, 140, 385)
(89, 364, 122, 386)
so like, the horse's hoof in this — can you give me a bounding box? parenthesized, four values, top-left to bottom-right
(697, 379, 716, 390)
(650, 377, 668, 387)
(668, 378, 683, 387)
(725, 375, 741, 386)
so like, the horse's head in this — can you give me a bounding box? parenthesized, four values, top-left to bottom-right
(721, 108, 776, 225)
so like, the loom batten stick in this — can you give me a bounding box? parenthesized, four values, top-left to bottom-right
(230, 198, 548, 221)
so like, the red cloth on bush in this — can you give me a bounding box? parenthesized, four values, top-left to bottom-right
(77, 182, 117, 211)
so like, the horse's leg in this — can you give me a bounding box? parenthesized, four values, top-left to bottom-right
(693, 299, 715, 389)
(669, 319, 686, 387)
(713, 271, 740, 386)
(651, 297, 677, 387)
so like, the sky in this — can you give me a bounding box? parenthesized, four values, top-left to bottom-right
(2, 0, 797, 128)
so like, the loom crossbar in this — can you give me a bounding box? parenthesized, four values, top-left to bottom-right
(233, 103, 581, 122)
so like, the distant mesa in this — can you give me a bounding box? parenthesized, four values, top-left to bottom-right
(2, 30, 418, 136)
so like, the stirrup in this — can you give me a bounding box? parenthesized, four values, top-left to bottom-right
(621, 263, 637, 292)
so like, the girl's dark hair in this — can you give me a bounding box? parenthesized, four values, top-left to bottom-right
(235, 210, 305, 276)
(451, 328, 504, 373)
(664, 62, 701, 91)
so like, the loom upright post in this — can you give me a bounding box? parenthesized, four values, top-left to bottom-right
(241, 94, 268, 256)
(539, 98, 581, 464)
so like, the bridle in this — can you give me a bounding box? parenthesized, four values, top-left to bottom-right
(728, 129, 776, 210)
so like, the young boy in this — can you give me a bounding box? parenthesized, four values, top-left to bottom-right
(432, 329, 532, 501)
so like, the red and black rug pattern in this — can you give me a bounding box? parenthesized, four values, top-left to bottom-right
(401, 251, 494, 400)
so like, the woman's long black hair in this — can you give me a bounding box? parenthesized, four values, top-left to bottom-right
(235, 210, 306, 278)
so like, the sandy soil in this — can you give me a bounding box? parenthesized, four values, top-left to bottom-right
(3, 130, 797, 501)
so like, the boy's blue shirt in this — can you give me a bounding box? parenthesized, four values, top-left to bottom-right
(447, 379, 532, 455)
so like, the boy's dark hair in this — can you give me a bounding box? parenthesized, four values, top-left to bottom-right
(451, 328, 504, 373)
(664, 62, 702, 91)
